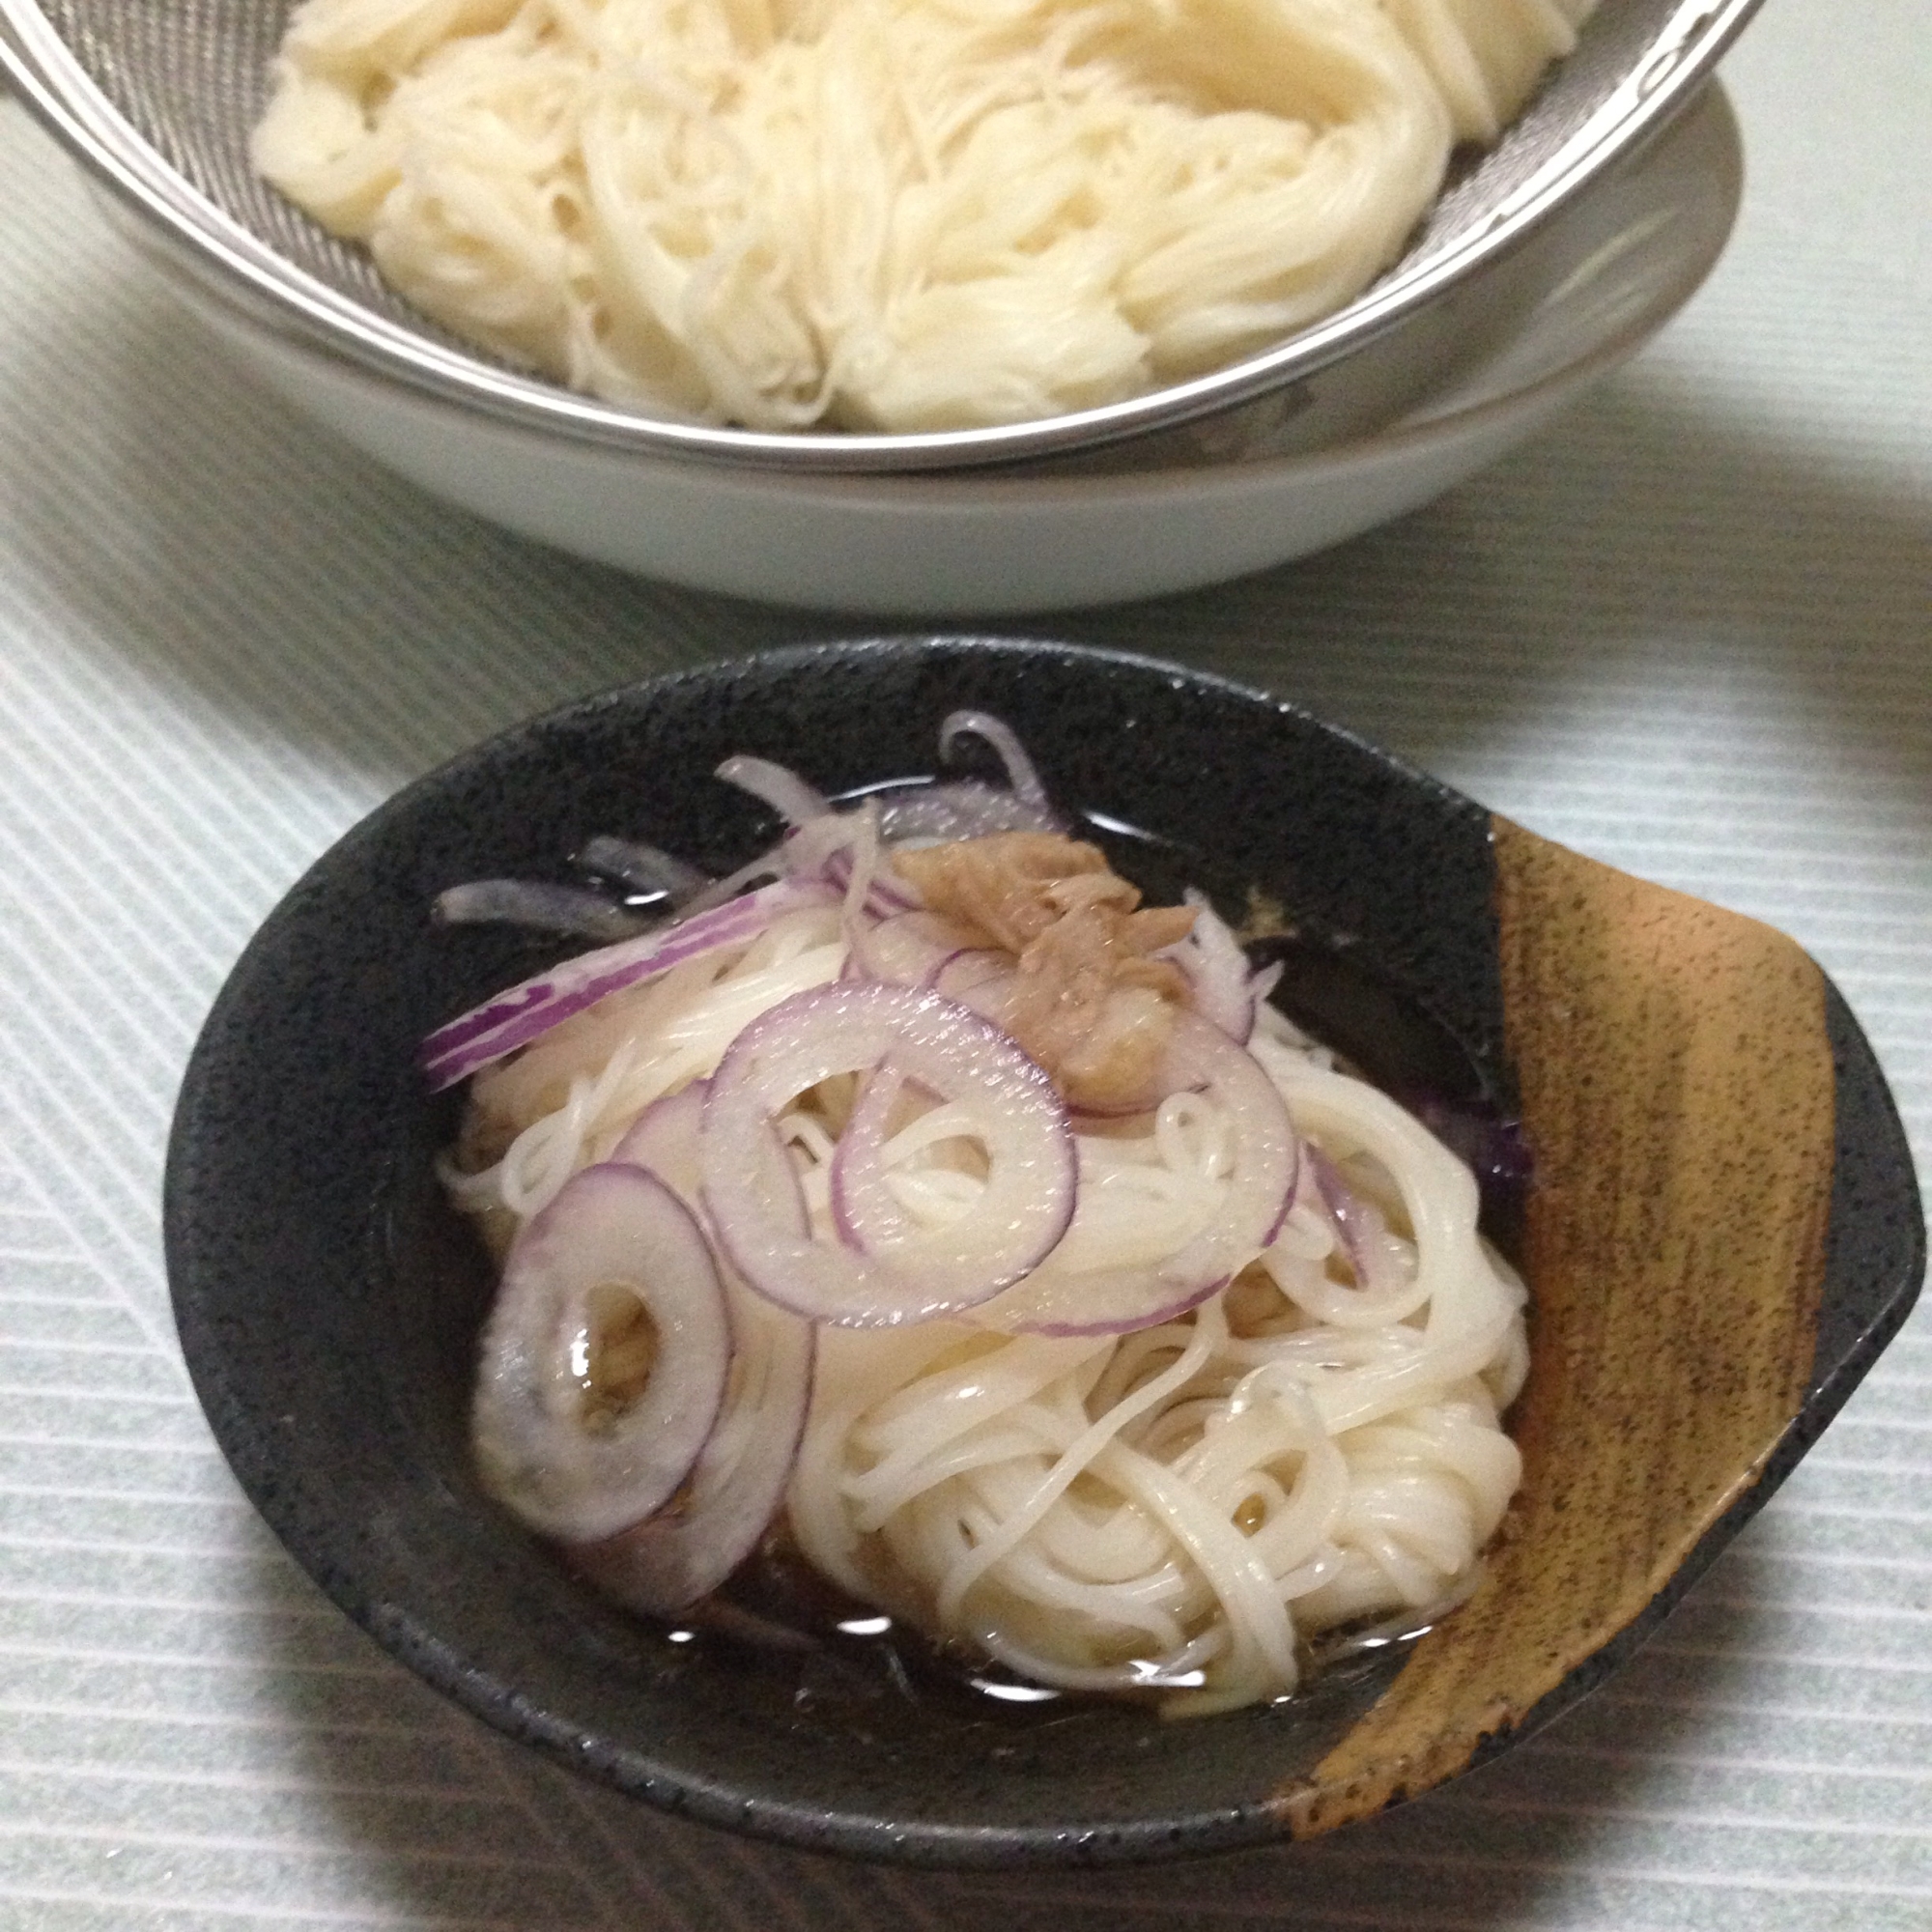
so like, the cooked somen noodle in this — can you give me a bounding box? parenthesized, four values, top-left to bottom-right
(255, 0, 1597, 432)
(435, 714, 1527, 1713)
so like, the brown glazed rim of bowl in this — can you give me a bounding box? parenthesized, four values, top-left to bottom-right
(163, 638, 1924, 1867)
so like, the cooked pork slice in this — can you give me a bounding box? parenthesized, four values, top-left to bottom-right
(894, 834, 1197, 1109)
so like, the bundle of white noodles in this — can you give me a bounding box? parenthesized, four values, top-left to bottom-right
(253, 0, 1596, 432)
(446, 893, 1526, 1716)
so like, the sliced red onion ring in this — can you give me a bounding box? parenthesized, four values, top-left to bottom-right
(716, 754, 829, 829)
(577, 836, 713, 908)
(934, 950, 1012, 1006)
(873, 781, 1062, 842)
(848, 910, 978, 988)
(828, 1061, 912, 1249)
(421, 878, 833, 1092)
(1248, 958, 1284, 1014)
(700, 981, 1075, 1326)
(1168, 891, 1256, 1042)
(986, 1259, 1231, 1340)
(939, 710, 1062, 825)
(471, 1163, 731, 1544)
(569, 1270, 815, 1616)
(611, 1079, 708, 1200)
(1309, 1146, 1405, 1294)
(973, 1012, 1300, 1336)
(434, 879, 650, 942)
(593, 1078, 817, 1607)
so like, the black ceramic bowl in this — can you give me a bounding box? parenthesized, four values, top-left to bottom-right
(166, 637, 1923, 1867)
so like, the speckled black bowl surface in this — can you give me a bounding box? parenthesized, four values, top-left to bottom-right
(165, 637, 1923, 1867)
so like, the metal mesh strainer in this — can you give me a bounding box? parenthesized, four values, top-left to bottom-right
(0, 0, 1762, 472)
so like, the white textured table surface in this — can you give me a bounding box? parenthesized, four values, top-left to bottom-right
(2, 2, 1928, 1925)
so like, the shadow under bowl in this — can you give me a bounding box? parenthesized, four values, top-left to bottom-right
(165, 637, 1923, 1868)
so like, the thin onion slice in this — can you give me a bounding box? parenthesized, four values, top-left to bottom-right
(586, 1076, 818, 1607)
(827, 1061, 912, 1249)
(569, 1268, 815, 1615)
(471, 1163, 731, 1543)
(434, 879, 649, 942)
(611, 1079, 708, 1200)
(852, 709, 1064, 846)
(673, 849, 789, 919)
(1168, 891, 1258, 1041)
(847, 909, 980, 988)
(825, 846, 924, 915)
(1308, 1146, 1406, 1295)
(701, 982, 1075, 1326)
(1248, 958, 1285, 1017)
(781, 802, 880, 898)
(577, 835, 713, 908)
(935, 950, 1012, 1005)
(973, 1012, 1300, 1336)
(939, 710, 1061, 824)
(873, 781, 1062, 843)
(716, 754, 829, 829)
(421, 878, 834, 1091)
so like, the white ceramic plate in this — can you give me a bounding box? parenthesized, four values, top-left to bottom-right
(128, 86, 1739, 615)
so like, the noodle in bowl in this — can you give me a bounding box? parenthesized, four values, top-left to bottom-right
(435, 715, 1529, 1715)
(784, 1037, 1527, 1714)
